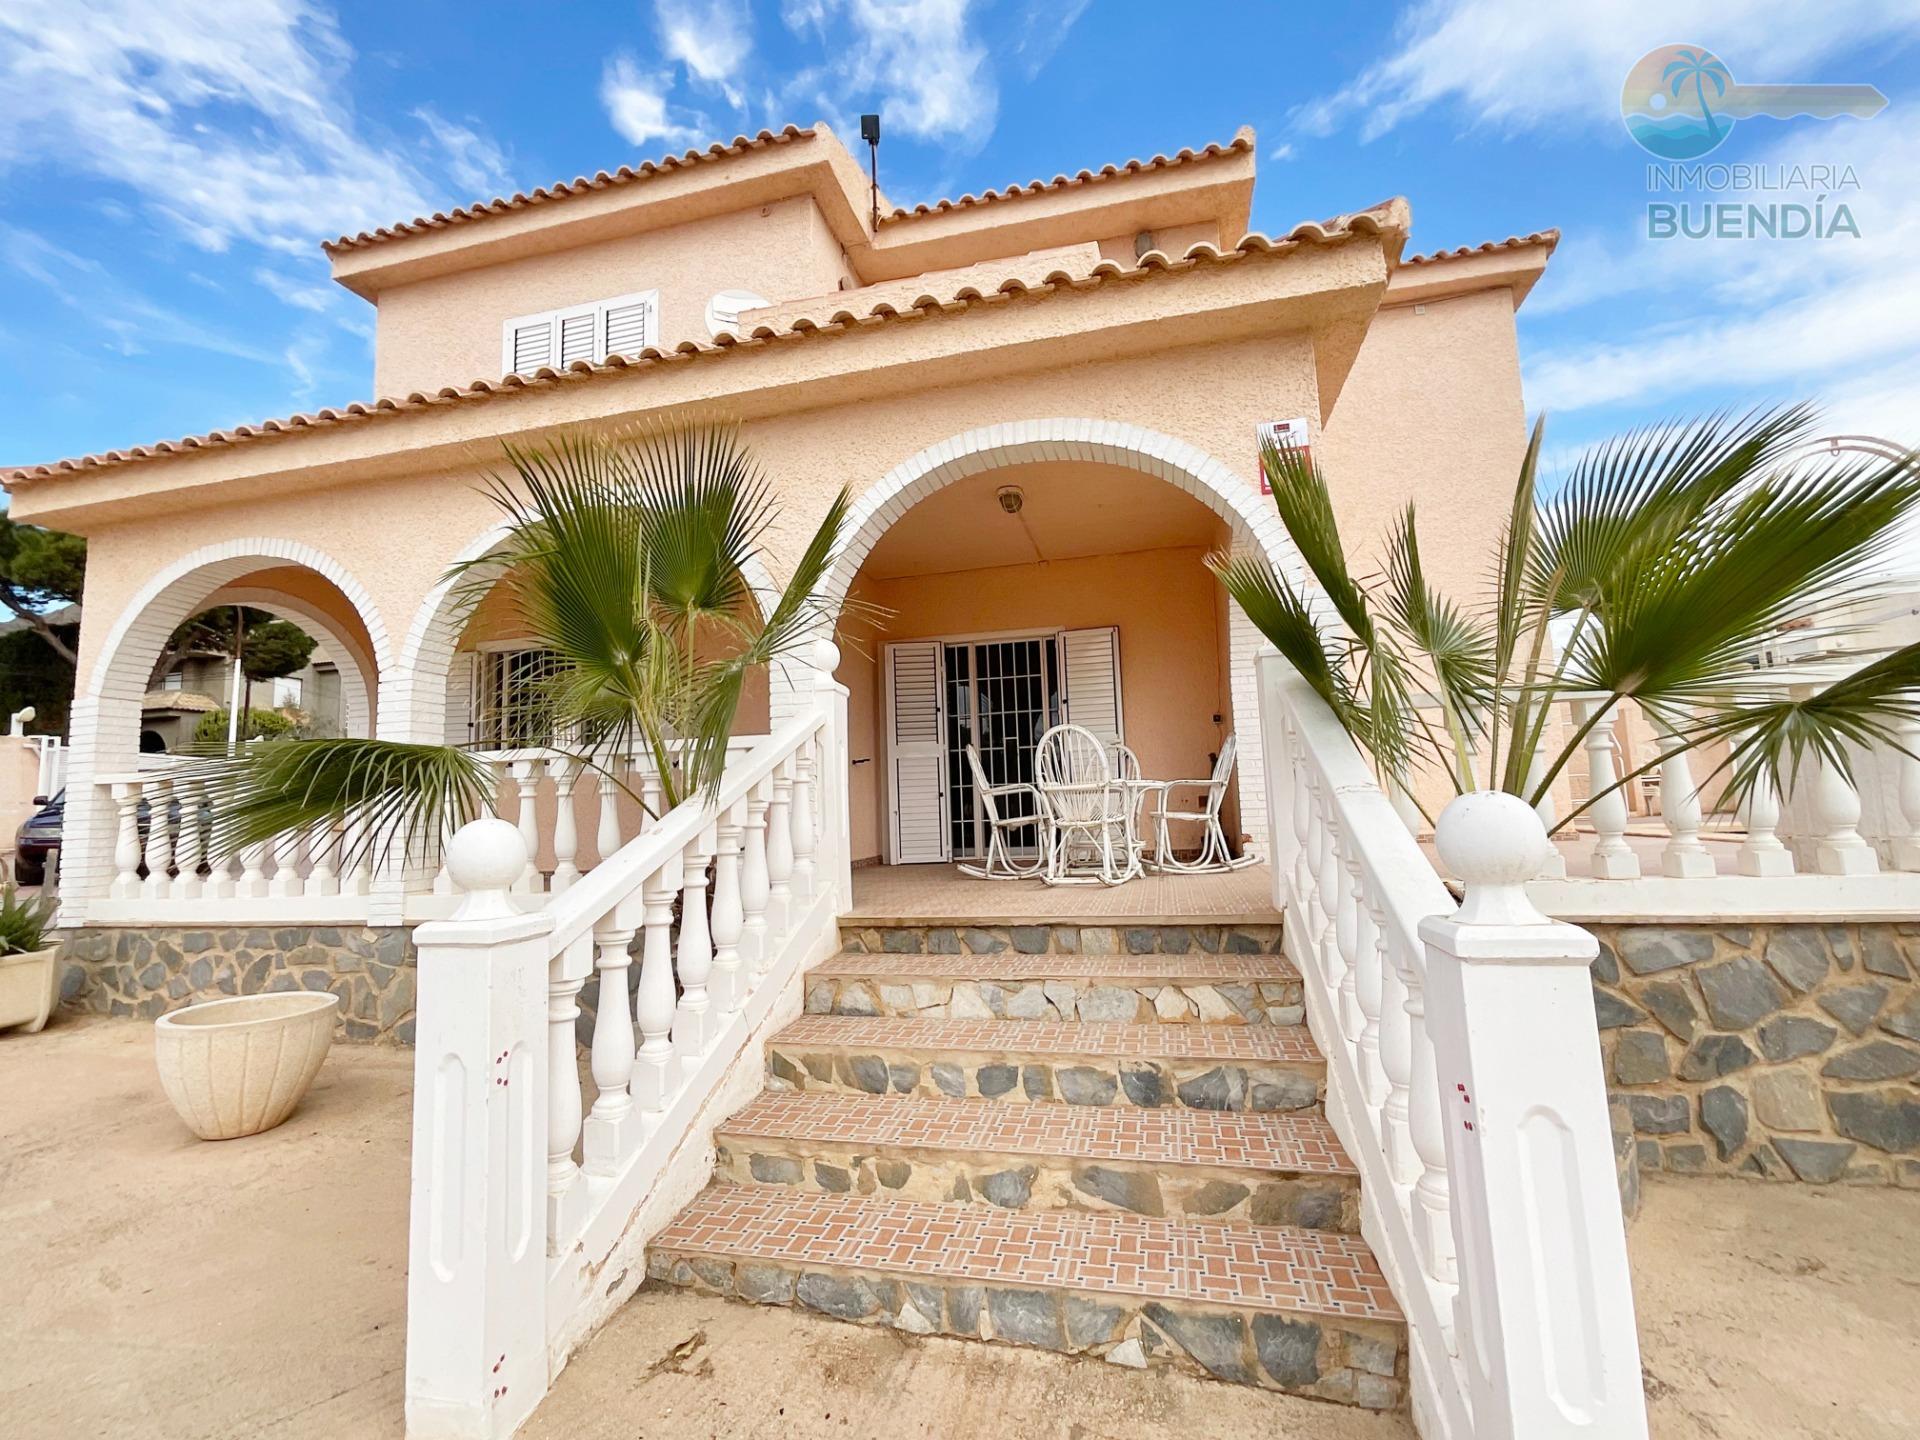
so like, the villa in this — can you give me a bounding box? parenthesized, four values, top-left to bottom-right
(7, 121, 1916, 1440)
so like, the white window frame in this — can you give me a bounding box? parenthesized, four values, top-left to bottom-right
(500, 289, 660, 375)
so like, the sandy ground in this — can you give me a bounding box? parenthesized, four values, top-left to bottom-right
(0, 1016, 413, 1440)
(3, 1018, 1916, 1439)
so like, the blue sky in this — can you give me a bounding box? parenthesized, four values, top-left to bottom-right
(1, 0, 1916, 480)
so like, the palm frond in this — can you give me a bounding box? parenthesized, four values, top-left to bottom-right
(183, 738, 495, 871)
(1260, 438, 1375, 647)
(1206, 550, 1359, 727)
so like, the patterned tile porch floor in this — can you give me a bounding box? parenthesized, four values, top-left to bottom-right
(655, 1187, 1400, 1322)
(812, 953, 1298, 981)
(720, 1092, 1357, 1173)
(849, 862, 1280, 923)
(774, 1015, 1322, 1062)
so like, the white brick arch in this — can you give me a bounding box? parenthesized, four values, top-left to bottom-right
(805, 418, 1305, 857)
(389, 521, 783, 745)
(63, 539, 392, 919)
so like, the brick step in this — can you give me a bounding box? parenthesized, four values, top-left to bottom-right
(716, 1092, 1359, 1231)
(838, 920, 1286, 958)
(766, 1016, 1325, 1113)
(648, 1186, 1404, 1409)
(807, 952, 1303, 1025)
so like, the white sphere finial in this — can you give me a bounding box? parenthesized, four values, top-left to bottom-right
(1434, 790, 1551, 926)
(811, 635, 841, 675)
(446, 816, 526, 920)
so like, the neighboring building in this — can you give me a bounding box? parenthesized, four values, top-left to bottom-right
(2, 122, 1554, 917)
(142, 645, 345, 751)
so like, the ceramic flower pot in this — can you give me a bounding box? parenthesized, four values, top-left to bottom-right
(0, 946, 59, 1033)
(154, 991, 340, 1140)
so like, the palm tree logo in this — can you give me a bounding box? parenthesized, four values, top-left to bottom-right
(1663, 49, 1731, 147)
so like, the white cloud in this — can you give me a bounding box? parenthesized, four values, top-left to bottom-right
(1292, 0, 1920, 143)
(1006, 0, 1090, 81)
(781, 0, 999, 147)
(1524, 117, 1920, 448)
(601, 54, 706, 148)
(0, 0, 444, 255)
(1269, 142, 1296, 162)
(253, 266, 337, 314)
(655, 0, 753, 106)
(411, 106, 513, 196)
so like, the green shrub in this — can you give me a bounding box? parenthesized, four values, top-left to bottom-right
(193, 708, 298, 745)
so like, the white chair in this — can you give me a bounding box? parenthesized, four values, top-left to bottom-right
(1142, 734, 1255, 873)
(957, 744, 1047, 880)
(1034, 724, 1140, 886)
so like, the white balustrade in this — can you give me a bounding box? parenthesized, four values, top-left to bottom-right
(171, 778, 204, 900)
(548, 756, 581, 891)
(1810, 752, 1879, 875)
(1895, 717, 1920, 871)
(1577, 699, 1639, 880)
(405, 675, 846, 1433)
(140, 776, 172, 901)
(1736, 729, 1795, 877)
(1257, 655, 1649, 1440)
(511, 759, 544, 892)
(1653, 715, 1715, 878)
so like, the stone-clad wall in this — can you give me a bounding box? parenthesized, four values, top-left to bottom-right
(1591, 922, 1919, 1188)
(59, 927, 418, 1043)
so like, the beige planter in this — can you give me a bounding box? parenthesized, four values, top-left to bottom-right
(0, 946, 59, 1034)
(154, 991, 340, 1140)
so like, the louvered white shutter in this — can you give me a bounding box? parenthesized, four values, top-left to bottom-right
(445, 652, 476, 747)
(886, 642, 948, 864)
(603, 294, 654, 355)
(557, 309, 597, 367)
(1061, 627, 1124, 752)
(507, 316, 554, 373)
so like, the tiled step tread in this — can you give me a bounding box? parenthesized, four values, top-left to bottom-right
(813, 953, 1299, 982)
(656, 1186, 1400, 1324)
(774, 1015, 1322, 1063)
(720, 1092, 1355, 1175)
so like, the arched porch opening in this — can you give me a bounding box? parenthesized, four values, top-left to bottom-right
(810, 420, 1302, 870)
(63, 540, 390, 917)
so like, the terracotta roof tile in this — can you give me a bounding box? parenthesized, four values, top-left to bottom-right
(880, 128, 1255, 223)
(322, 126, 818, 253)
(1402, 229, 1559, 266)
(6, 205, 1405, 486)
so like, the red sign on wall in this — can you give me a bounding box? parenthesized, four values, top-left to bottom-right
(1257, 417, 1313, 495)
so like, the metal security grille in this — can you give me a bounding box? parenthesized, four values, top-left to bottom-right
(475, 647, 560, 748)
(942, 637, 1058, 858)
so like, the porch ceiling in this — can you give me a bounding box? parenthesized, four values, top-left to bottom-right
(858, 461, 1223, 580)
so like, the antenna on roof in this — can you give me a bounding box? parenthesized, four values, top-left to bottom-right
(860, 113, 881, 232)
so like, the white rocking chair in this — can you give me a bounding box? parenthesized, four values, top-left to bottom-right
(1035, 724, 1140, 886)
(1142, 734, 1256, 873)
(957, 744, 1047, 880)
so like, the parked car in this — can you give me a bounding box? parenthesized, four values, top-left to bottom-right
(15, 790, 62, 886)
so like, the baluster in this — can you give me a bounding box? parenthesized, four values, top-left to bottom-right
(790, 736, 816, 903)
(1736, 746, 1795, 877)
(641, 771, 664, 836)
(236, 830, 270, 898)
(1379, 928, 1417, 1179)
(170, 777, 203, 900)
(1289, 730, 1313, 911)
(1580, 700, 1639, 879)
(1302, 776, 1330, 988)
(1654, 714, 1714, 877)
(633, 862, 681, 1110)
(511, 759, 543, 892)
(581, 909, 639, 1173)
(1893, 717, 1920, 871)
(268, 819, 305, 897)
(741, 779, 772, 973)
(547, 756, 580, 891)
(1526, 722, 1568, 878)
(1812, 751, 1879, 875)
(1406, 964, 1458, 1293)
(765, 759, 794, 941)
(1388, 771, 1424, 837)
(344, 812, 373, 896)
(111, 781, 142, 899)
(1351, 876, 1387, 1108)
(1315, 792, 1347, 1006)
(141, 776, 173, 901)
(546, 952, 588, 1243)
(710, 800, 746, 1012)
(205, 809, 237, 899)
(431, 812, 459, 896)
(308, 818, 341, 897)
(675, 828, 716, 1056)
(1333, 829, 1362, 1042)
(596, 770, 622, 870)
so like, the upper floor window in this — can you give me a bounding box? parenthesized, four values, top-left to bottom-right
(501, 290, 659, 375)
